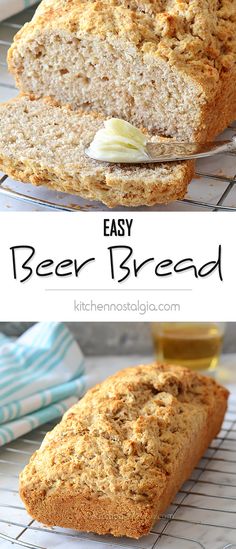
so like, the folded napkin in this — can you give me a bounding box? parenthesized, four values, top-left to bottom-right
(0, 322, 85, 446)
(0, 0, 38, 22)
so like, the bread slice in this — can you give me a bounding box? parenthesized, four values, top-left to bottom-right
(19, 363, 229, 539)
(0, 94, 193, 207)
(8, 0, 236, 141)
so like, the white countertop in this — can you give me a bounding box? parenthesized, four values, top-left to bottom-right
(0, 354, 235, 549)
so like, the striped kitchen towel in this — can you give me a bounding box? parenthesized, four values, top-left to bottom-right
(0, 322, 85, 445)
(0, 0, 38, 22)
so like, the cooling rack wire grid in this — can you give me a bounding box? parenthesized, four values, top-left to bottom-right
(0, 5, 236, 211)
(0, 391, 235, 549)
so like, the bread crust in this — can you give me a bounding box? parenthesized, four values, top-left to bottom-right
(0, 156, 192, 207)
(19, 363, 229, 538)
(196, 65, 236, 142)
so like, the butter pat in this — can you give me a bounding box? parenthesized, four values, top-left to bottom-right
(86, 118, 149, 162)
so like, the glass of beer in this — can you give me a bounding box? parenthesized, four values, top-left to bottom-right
(151, 323, 225, 371)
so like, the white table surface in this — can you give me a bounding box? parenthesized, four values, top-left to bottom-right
(0, 354, 235, 549)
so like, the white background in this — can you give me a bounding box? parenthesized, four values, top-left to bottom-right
(0, 212, 235, 321)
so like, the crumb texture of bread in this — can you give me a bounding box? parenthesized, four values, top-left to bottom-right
(0, 95, 193, 207)
(8, 0, 236, 140)
(19, 362, 229, 538)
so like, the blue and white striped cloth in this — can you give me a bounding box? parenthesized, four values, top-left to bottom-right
(0, 323, 86, 446)
(0, 0, 38, 22)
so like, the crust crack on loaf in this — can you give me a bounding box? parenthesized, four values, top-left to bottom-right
(20, 363, 229, 539)
(7, 0, 236, 141)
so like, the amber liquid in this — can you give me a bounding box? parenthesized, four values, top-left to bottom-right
(152, 323, 223, 371)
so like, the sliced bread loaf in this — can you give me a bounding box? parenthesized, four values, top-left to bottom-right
(8, 0, 236, 141)
(0, 94, 193, 207)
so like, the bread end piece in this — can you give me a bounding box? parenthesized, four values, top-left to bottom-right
(0, 94, 194, 208)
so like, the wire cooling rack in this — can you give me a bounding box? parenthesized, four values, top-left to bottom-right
(0, 391, 236, 549)
(0, 6, 236, 211)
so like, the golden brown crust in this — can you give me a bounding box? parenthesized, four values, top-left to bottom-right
(19, 363, 229, 538)
(0, 156, 192, 207)
(196, 65, 236, 142)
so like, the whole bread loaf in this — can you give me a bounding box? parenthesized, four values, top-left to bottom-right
(20, 363, 228, 538)
(8, 0, 236, 141)
(0, 94, 193, 207)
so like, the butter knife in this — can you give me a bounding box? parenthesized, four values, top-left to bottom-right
(85, 137, 236, 164)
